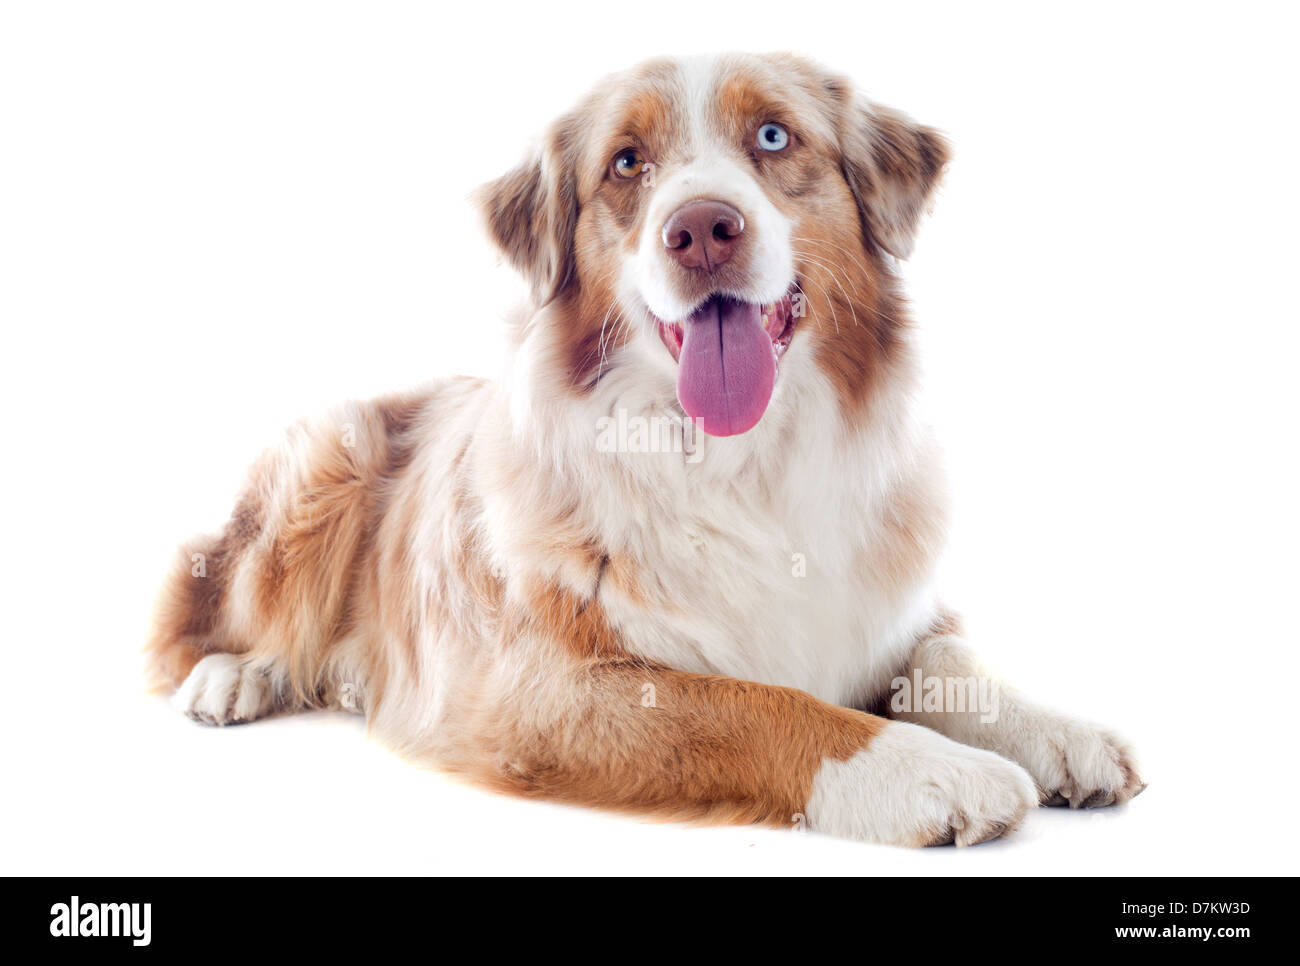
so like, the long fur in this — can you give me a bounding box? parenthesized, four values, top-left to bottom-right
(149, 53, 1142, 846)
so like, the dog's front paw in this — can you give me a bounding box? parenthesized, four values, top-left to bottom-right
(1002, 713, 1146, 808)
(173, 653, 275, 726)
(805, 721, 1038, 847)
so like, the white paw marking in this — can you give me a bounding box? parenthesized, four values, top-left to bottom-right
(173, 654, 275, 726)
(805, 721, 1038, 847)
(1002, 714, 1146, 808)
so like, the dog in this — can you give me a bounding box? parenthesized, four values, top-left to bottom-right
(148, 52, 1144, 847)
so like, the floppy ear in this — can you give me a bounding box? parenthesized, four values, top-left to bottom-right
(476, 128, 578, 305)
(838, 95, 951, 259)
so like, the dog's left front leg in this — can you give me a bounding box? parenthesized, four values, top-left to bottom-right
(888, 619, 1146, 808)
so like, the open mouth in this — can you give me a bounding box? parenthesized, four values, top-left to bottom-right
(654, 283, 800, 437)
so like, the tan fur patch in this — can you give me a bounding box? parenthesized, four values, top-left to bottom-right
(476, 655, 885, 827)
(144, 492, 262, 690)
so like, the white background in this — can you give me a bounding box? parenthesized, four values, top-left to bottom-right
(2, 0, 1297, 875)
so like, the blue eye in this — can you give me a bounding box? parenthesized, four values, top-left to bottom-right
(757, 122, 789, 151)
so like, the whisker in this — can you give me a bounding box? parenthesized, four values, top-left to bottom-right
(788, 263, 842, 336)
(791, 235, 873, 302)
(791, 249, 860, 333)
(791, 243, 865, 330)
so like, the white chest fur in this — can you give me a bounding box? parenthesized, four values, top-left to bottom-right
(597, 459, 938, 708)
(584, 384, 941, 708)
(496, 325, 944, 709)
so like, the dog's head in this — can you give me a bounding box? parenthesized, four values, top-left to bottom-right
(480, 53, 948, 437)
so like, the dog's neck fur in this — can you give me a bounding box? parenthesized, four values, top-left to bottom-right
(502, 281, 928, 504)
(483, 294, 943, 704)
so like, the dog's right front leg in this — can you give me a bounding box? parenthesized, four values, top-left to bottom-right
(472, 660, 1037, 847)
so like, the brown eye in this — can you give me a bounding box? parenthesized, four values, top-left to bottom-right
(613, 148, 647, 178)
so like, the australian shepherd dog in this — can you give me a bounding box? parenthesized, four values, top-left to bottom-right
(148, 53, 1143, 846)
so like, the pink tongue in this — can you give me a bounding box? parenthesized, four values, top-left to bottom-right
(676, 297, 776, 437)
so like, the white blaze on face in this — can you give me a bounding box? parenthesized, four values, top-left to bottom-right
(621, 61, 796, 324)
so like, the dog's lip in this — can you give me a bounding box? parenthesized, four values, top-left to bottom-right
(653, 281, 800, 364)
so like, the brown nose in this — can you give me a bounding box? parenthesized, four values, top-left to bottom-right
(661, 200, 745, 271)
